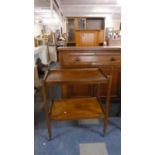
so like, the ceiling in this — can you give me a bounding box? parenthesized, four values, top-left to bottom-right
(60, 0, 121, 19)
(34, 0, 121, 23)
(34, 0, 50, 8)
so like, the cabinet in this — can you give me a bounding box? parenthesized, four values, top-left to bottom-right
(58, 47, 121, 99)
(66, 17, 105, 45)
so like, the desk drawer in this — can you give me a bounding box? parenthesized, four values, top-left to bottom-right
(92, 55, 120, 66)
(62, 53, 120, 66)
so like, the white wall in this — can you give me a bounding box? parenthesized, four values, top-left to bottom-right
(112, 20, 121, 30)
(105, 18, 121, 30)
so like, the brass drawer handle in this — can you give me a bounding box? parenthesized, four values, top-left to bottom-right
(110, 57, 115, 61)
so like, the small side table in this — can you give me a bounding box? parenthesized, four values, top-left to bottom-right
(42, 68, 112, 140)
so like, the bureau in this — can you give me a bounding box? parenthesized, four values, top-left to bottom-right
(58, 46, 121, 99)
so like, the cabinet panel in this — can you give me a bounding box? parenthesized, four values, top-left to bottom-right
(67, 18, 75, 42)
(61, 67, 120, 98)
(58, 47, 121, 99)
(99, 67, 120, 98)
(75, 30, 99, 46)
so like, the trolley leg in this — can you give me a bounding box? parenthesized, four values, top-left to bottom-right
(42, 81, 52, 140)
(103, 115, 108, 135)
(103, 75, 112, 135)
(46, 114, 52, 140)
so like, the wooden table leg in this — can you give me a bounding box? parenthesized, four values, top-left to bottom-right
(42, 81, 52, 140)
(104, 76, 112, 135)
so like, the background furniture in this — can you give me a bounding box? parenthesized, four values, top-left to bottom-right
(34, 65, 40, 89)
(58, 46, 121, 100)
(105, 28, 121, 46)
(42, 68, 112, 140)
(75, 30, 100, 46)
(66, 17, 105, 46)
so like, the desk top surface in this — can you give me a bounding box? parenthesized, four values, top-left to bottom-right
(44, 68, 108, 84)
(58, 46, 121, 51)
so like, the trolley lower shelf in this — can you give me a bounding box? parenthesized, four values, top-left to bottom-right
(50, 97, 105, 121)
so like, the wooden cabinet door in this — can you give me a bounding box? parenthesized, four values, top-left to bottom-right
(76, 30, 99, 46)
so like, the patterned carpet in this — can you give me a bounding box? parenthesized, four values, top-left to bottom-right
(34, 116, 121, 155)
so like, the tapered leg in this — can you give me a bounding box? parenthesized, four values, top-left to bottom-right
(103, 75, 112, 135)
(103, 116, 108, 135)
(47, 122, 52, 140)
(44, 110, 52, 140)
(42, 81, 52, 140)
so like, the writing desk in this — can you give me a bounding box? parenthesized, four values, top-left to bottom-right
(42, 68, 112, 140)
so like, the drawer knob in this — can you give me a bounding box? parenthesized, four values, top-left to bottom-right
(75, 57, 80, 62)
(110, 57, 115, 61)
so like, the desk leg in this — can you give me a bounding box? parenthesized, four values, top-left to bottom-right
(42, 81, 52, 140)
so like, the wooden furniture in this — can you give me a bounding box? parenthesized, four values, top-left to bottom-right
(58, 46, 121, 99)
(42, 68, 112, 140)
(75, 30, 100, 46)
(66, 17, 105, 45)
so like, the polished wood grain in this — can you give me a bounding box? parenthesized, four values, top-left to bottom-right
(45, 68, 107, 84)
(42, 68, 112, 139)
(58, 47, 121, 99)
(75, 30, 99, 46)
(50, 97, 104, 121)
